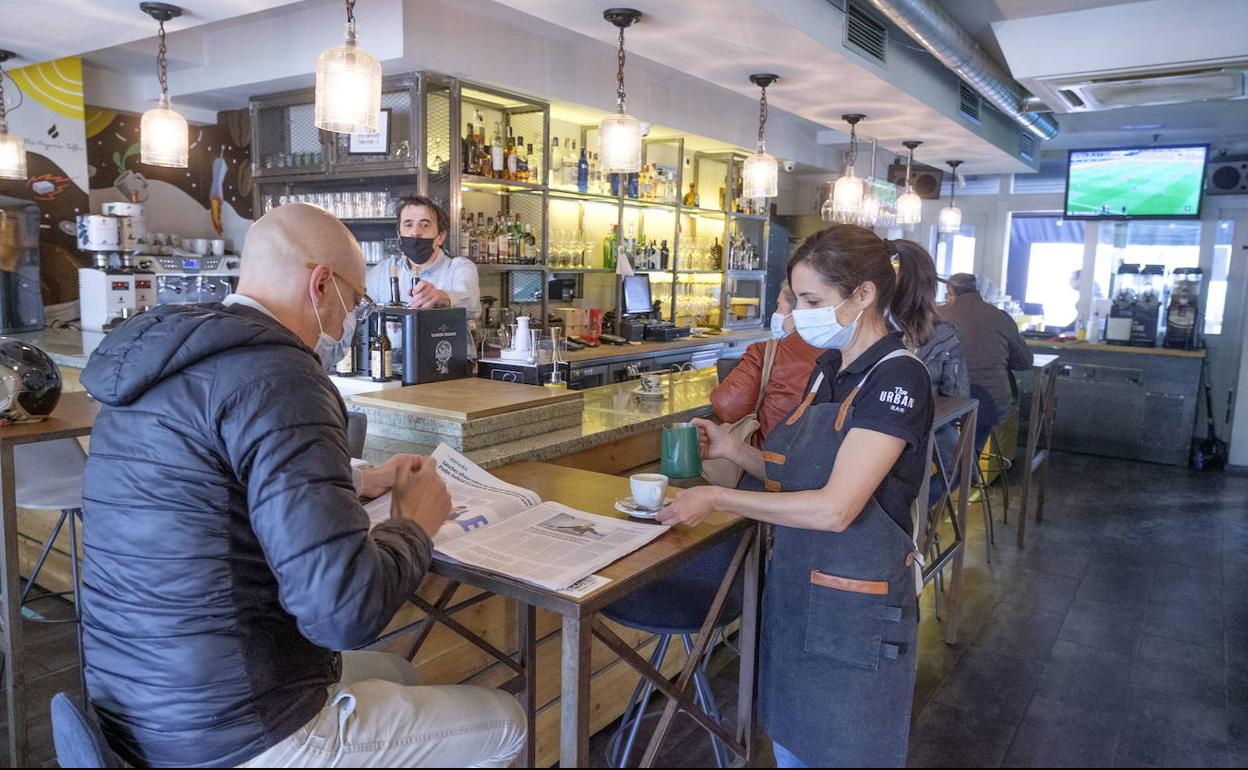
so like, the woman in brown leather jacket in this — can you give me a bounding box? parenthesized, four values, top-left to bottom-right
(711, 281, 822, 448)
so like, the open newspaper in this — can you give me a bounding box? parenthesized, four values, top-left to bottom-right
(363, 444, 668, 591)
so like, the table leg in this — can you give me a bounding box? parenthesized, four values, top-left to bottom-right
(945, 407, 976, 646)
(560, 613, 592, 768)
(736, 525, 762, 763)
(1018, 368, 1045, 548)
(0, 446, 26, 766)
(1035, 366, 1059, 524)
(516, 602, 537, 769)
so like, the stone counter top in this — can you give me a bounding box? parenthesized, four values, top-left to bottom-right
(561, 328, 768, 365)
(360, 368, 719, 469)
(1026, 339, 1205, 359)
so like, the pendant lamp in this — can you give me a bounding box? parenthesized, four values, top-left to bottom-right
(139, 3, 188, 168)
(939, 160, 964, 234)
(598, 8, 644, 174)
(0, 50, 26, 181)
(831, 114, 866, 222)
(741, 74, 780, 199)
(895, 141, 923, 228)
(315, 0, 382, 134)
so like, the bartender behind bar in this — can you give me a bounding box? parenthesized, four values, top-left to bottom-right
(366, 196, 481, 327)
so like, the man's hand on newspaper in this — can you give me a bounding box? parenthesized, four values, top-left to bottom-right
(391, 456, 452, 539)
(359, 453, 423, 499)
(656, 485, 721, 527)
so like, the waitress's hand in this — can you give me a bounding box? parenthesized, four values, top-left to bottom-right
(657, 485, 721, 528)
(691, 417, 738, 462)
(409, 282, 450, 309)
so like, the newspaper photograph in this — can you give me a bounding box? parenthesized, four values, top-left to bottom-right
(433, 501, 669, 590)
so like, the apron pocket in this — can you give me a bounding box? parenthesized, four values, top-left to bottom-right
(804, 570, 897, 671)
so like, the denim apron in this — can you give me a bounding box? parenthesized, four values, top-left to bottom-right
(757, 350, 922, 768)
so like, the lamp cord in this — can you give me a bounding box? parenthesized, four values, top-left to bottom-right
(156, 19, 168, 98)
(346, 0, 356, 24)
(846, 121, 857, 172)
(0, 66, 7, 128)
(616, 25, 627, 112)
(757, 84, 768, 150)
(905, 147, 914, 189)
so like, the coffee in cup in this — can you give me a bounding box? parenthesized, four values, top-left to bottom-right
(630, 473, 669, 511)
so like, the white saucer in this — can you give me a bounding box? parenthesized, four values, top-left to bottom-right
(614, 497, 669, 520)
(631, 386, 666, 399)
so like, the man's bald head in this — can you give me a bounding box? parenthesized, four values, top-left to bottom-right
(239, 203, 365, 301)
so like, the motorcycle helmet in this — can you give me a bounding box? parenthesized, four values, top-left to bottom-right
(0, 339, 62, 423)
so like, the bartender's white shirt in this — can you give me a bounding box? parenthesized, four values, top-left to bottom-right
(365, 249, 481, 321)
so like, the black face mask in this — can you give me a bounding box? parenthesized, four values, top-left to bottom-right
(399, 236, 437, 265)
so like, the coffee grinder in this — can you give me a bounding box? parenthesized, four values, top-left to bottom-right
(78, 212, 155, 332)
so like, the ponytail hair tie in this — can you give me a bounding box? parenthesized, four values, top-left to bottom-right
(890, 253, 901, 274)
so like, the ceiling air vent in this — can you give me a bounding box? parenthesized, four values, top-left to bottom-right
(1019, 134, 1036, 163)
(844, 2, 887, 65)
(958, 81, 982, 124)
(1046, 67, 1246, 112)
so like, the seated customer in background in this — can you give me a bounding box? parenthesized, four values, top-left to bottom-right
(939, 272, 1034, 450)
(711, 280, 821, 448)
(79, 204, 525, 768)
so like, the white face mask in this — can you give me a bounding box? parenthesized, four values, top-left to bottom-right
(792, 297, 864, 350)
(770, 312, 790, 340)
(312, 275, 356, 369)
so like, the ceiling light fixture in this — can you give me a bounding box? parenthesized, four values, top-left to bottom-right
(741, 73, 780, 200)
(938, 159, 963, 235)
(315, 0, 382, 134)
(895, 140, 923, 228)
(0, 50, 27, 181)
(598, 8, 644, 175)
(827, 113, 866, 223)
(139, 2, 188, 168)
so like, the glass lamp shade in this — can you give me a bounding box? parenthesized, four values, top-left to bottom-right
(831, 171, 864, 222)
(819, 195, 836, 222)
(0, 131, 27, 181)
(140, 97, 189, 168)
(314, 32, 382, 134)
(896, 190, 923, 227)
(938, 204, 963, 234)
(858, 191, 881, 227)
(741, 150, 778, 199)
(598, 111, 643, 174)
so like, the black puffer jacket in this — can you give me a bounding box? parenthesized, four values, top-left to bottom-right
(79, 303, 432, 768)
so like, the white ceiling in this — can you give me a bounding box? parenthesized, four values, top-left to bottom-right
(939, 0, 1140, 70)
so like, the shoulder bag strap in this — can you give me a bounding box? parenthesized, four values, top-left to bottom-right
(751, 338, 779, 415)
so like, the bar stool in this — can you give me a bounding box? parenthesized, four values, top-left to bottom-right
(346, 411, 368, 459)
(16, 438, 87, 619)
(602, 538, 743, 768)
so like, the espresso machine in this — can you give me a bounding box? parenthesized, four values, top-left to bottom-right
(135, 250, 241, 306)
(77, 211, 156, 332)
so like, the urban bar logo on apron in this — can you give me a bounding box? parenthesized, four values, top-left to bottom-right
(878, 386, 915, 413)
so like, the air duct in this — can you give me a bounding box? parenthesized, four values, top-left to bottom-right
(861, 0, 1059, 141)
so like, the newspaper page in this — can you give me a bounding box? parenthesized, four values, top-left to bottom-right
(362, 444, 542, 544)
(434, 501, 669, 590)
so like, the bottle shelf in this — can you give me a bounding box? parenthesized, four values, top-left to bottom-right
(461, 175, 546, 193)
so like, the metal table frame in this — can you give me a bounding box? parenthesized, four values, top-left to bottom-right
(1018, 355, 1061, 547)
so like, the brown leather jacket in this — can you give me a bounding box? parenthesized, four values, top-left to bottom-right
(711, 334, 823, 447)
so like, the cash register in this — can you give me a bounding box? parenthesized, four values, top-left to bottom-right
(621, 274, 690, 343)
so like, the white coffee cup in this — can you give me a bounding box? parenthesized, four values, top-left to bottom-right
(630, 473, 669, 511)
(640, 372, 663, 393)
(194, 238, 210, 255)
(211, 239, 226, 256)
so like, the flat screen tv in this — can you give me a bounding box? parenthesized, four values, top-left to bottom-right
(1063, 144, 1208, 220)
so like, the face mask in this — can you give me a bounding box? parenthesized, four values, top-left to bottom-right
(770, 312, 790, 340)
(792, 297, 864, 350)
(399, 236, 437, 265)
(312, 275, 356, 369)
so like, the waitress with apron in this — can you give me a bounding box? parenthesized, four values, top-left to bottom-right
(659, 224, 936, 768)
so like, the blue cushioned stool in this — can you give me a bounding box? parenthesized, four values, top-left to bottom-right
(602, 538, 743, 768)
(50, 692, 122, 768)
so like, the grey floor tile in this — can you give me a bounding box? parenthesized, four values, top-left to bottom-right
(1058, 598, 1144, 655)
(972, 600, 1067, 661)
(1117, 686, 1230, 767)
(1003, 693, 1122, 768)
(1035, 640, 1134, 712)
(907, 702, 1018, 768)
(933, 648, 1046, 725)
(1141, 598, 1224, 649)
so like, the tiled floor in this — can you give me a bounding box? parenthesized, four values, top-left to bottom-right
(5, 451, 1247, 768)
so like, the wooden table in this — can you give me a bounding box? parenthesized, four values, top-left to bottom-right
(377, 462, 760, 768)
(914, 396, 979, 646)
(1017, 354, 1061, 548)
(0, 392, 99, 766)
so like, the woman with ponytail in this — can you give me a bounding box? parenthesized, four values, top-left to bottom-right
(659, 224, 935, 768)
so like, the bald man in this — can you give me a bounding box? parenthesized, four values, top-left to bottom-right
(79, 204, 526, 768)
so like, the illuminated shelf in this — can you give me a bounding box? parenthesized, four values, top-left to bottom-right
(731, 212, 768, 222)
(548, 188, 623, 206)
(622, 198, 680, 211)
(681, 206, 728, 218)
(472, 262, 548, 271)
(461, 175, 546, 193)
(548, 267, 616, 274)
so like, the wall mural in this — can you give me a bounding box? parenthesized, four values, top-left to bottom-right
(0, 57, 90, 305)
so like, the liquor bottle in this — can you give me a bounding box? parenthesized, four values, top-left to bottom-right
(524, 224, 537, 264)
(496, 211, 509, 262)
(603, 226, 618, 270)
(684, 183, 698, 207)
(463, 122, 474, 175)
(369, 316, 393, 382)
(467, 213, 481, 261)
(549, 137, 561, 187)
(577, 145, 589, 194)
(334, 339, 355, 376)
(512, 213, 523, 264)
(476, 128, 491, 178)
(491, 123, 504, 176)
(659, 240, 670, 270)
(719, 184, 727, 211)
(560, 140, 574, 188)
(648, 240, 658, 271)
(710, 237, 723, 269)
(389, 260, 402, 306)
(504, 127, 517, 181)
(486, 216, 498, 262)
(517, 139, 529, 182)
(590, 153, 602, 195)
(610, 172, 621, 197)
(475, 213, 489, 261)
(628, 171, 639, 199)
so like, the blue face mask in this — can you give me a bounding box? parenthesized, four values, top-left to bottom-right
(792, 297, 864, 350)
(770, 312, 790, 340)
(312, 276, 356, 369)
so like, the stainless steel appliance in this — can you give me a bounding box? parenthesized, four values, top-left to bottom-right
(136, 251, 241, 306)
(0, 197, 44, 334)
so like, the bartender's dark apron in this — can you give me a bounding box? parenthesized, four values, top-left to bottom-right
(757, 349, 922, 768)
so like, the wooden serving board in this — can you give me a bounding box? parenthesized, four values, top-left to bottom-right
(350, 378, 582, 421)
